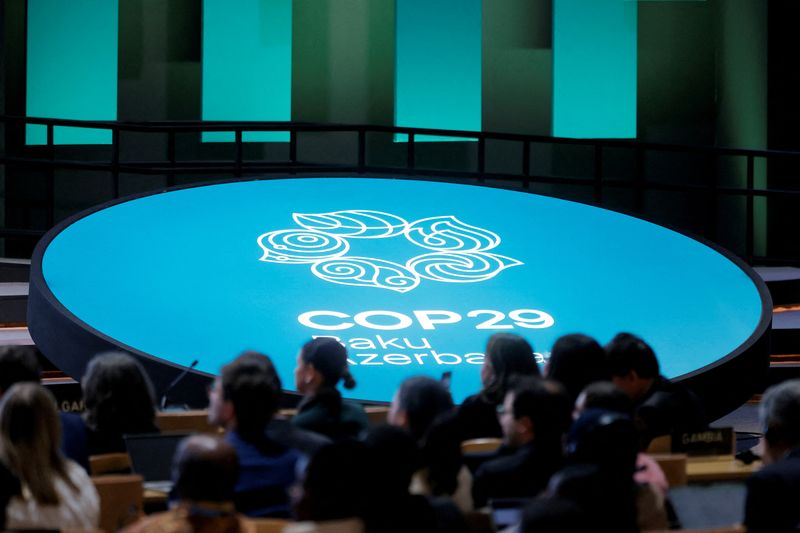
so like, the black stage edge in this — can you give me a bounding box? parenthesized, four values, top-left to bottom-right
(27, 177, 773, 417)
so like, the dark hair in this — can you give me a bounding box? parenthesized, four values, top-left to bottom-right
(579, 381, 634, 418)
(510, 376, 572, 444)
(362, 425, 419, 496)
(548, 334, 609, 402)
(220, 352, 281, 436)
(482, 333, 540, 404)
(394, 376, 461, 496)
(566, 409, 639, 476)
(604, 332, 659, 379)
(0, 346, 41, 393)
(82, 352, 156, 435)
(173, 434, 239, 502)
(395, 376, 453, 442)
(295, 441, 369, 522)
(300, 338, 355, 389)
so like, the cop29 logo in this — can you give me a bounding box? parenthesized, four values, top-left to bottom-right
(257, 210, 522, 292)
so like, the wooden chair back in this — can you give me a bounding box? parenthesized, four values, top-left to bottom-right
(646, 435, 672, 454)
(89, 452, 131, 475)
(461, 438, 502, 455)
(245, 517, 291, 533)
(364, 406, 390, 425)
(157, 409, 216, 433)
(92, 474, 144, 532)
(650, 453, 688, 487)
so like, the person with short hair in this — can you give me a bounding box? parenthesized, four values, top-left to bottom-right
(744, 379, 800, 533)
(208, 352, 301, 518)
(605, 332, 706, 445)
(82, 351, 159, 455)
(389, 376, 472, 511)
(546, 333, 609, 403)
(0, 383, 99, 530)
(471, 377, 571, 508)
(123, 434, 254, 533)
(292, 338, 368, 440)
(457, 333, 541, 440)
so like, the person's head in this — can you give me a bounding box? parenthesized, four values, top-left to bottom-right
(760, 379, 800, 464)
(0, 346, 41, 395)
(499, 376, 571, 449)
(604, 333, 659, 401)
(172, 434, 239, 502)
(0, 383, 71, 504)
(362, 425, 419, 497)
(388, 376, 454, 442)
(566, 408, 639, 476)
(295, 338, 355, 395)
(209, 351, 281, 436)
(294, 441, 369, 522)
(481, 333, 540, 404)
(574, 381, 634, 418)
(82, 351, 156, 434)
(547, 334, 609, 402)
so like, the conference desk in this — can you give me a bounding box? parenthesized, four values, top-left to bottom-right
(686, 455, 761, 483)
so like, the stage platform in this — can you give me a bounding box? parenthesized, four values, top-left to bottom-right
(27, 177, 771, 417)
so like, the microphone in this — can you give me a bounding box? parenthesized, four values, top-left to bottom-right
(160, 359, 199, 410)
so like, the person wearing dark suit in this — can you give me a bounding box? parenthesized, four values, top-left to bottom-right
(471, 377, 571, 508)
(605, 332, 707, 446)
(745, 379, 800, 533)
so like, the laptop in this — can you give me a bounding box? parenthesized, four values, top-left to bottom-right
(124, 432, 190, 493)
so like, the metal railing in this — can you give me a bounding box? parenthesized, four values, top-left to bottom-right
(2, 115, 799, 265)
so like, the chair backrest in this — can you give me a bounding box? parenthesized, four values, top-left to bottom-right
(244, 517, 291, 533)
(650, 453, 688, 487)
(156, 409, 216, 433)
(92, 474, 144, 533)
(647, 435, 672, 454)
(89, 452, 131, 475)
(364, 406, 390, 425)
(461, 438, 502, 455)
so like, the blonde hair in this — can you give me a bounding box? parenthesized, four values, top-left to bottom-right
(0, 383, 75, 504)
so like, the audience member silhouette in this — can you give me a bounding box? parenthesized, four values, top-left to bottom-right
(388, 376, 471, 511)
(291, 441, 368, 532)
(605, 332, 706, 445)
(123, 434, 252, 533)
(292, 338, 368, 440)
(82, 351, 159, 455)
(0, 345, 88, 470)
(362, 425, 467, 533)
(549, 408, 639, 533)
(519, 496, 588, 533)
(208, 352, 301, 517)
(745, 379, 800, 533)
(457, 333, 540, 440)
(546, 333, 609, 403)
(0, 383, 99, 530)
(471, 376, 571, 508)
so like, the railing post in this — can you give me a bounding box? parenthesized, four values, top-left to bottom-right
(358, 128, 366, 173)
(407, 132, 416, 172)
(746, 154, 755, 260)
(477, 136, 485, 183)
(46, 123, 55, 227)
(167, 131, 176, 187)
(111, 128, 120, 198)
(593, 144, 603, 204)
(235, 129, 243, 177)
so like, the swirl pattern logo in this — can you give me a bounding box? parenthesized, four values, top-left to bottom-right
(258, 210, 522, 292)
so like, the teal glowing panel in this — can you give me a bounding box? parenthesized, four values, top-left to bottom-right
(202, 0, 291, 142)
(26, 0, 118, 145)
(395, 0, 481, 142)
(553, 0, 637, 138)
